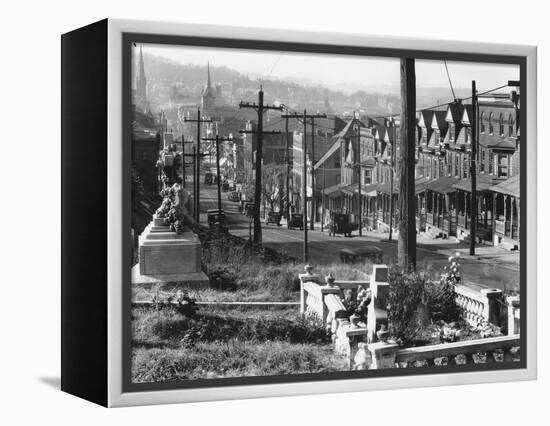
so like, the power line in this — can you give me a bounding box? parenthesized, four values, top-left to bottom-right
(444, 60, 457, 100)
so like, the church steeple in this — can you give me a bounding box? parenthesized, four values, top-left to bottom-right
(201, 61, 215, 114)
(136, 44, 148, 110)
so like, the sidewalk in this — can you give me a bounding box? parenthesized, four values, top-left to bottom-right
(298, 220, 520, 268)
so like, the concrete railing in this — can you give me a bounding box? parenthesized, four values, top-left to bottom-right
(455, 284, 502, 327)
(298, 265, 521, 370)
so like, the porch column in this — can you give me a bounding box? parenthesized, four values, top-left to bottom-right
(517, 198, 520, 244)
(511, 196, 515, 239)
(504, 195, 509, 237)
(492, 192, 497, 236)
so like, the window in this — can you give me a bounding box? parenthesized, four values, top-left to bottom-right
(489, 112, 494, 134)
(455, 154, 459, 178)
(480, 111, 486, 133)
(489, 152, 494, 174)
(364, 169, 372, 185)
(449, 124, 455, 142)
(480, 149, 486, 173)
(463, 155, 469, 179)
(499, 113, 504, 136)
(508, 114, 514, 137)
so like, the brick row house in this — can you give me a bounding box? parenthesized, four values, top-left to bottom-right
(314, 93, 520, 248)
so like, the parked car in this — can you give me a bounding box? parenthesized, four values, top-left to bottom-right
(339, 246, 383, 264)
(244, 203, 256, 217)
(288, 213, 304, 230)
(266, 211, 282, 226)
(227, 191, 240, 202)
(328, 213, 358, 237)
(207, 209, 227, 231)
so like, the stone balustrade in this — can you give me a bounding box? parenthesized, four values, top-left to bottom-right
(394, 334, 520, 367)
(298, 265, 521, 370)
(455, 284, 502, 327)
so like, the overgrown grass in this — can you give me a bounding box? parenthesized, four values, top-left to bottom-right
(131, 305, 345, 382)
(133, 305, 330, 347)
(133, 341, 347, 382)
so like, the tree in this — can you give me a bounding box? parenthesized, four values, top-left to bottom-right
(261, 164, 287, 213)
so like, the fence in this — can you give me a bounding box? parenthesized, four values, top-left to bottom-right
(298, 264, 521, 369)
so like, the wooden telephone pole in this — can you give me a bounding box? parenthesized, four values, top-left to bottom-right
(469, 80, 478, 256)
(239, 87, 283, 244)
(182, 147, 210, 220)
(202, 134, 233, 214)
(184, 108, 212, 222)
(285, 112, 291, 225)
(398, 58, 417, 271)
(282, 110, 326, 261)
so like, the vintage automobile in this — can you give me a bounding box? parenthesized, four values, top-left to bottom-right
(244, 203, 256, 217)
(339, 246, 383, 264)
(288, 213, 304, 230)
(207, 209, 227, 230)
(328, 213, 359, 237)
(227, 191, 240, 202)
(266, 211, 282, 226)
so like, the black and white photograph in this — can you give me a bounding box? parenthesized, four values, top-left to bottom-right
(129, 40, 524, 385)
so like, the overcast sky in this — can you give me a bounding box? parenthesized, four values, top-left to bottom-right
(141, 43, 519, 94)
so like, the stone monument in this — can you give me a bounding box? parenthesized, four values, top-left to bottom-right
(132, 183, 209, 287)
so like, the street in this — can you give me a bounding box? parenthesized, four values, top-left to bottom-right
(197, 183, 520, 292)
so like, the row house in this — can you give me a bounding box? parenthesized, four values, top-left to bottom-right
(290, 117, 345, 220)
(416, 95, 519, 248)
(317, 117, 399, 231)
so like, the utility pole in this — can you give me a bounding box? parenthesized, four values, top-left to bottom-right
(398, 58, 417, 271)
(353, 120, 362, 237)
(282, 110, 326, 261)
(184, 108, 212, 222)
(183, 148, 210, 219)
(202, 134, 233, 214)
(302, 110, 308, 261)
(309, 114, 327, 230)
(285, 112, 291, 225)
(388, 118, 395, 241)
(239, 87, 283, 244)
(469, 80, 478, 256)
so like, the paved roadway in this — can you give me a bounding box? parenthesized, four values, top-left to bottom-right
(197, 183, 520, 292)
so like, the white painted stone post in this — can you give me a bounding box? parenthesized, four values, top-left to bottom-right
(367, 341, 399, 369)
(367, 264, 389, 343)
(299, 264, 319, 314)
(506, 295, 520, 335)
(480, 288, 503, 326)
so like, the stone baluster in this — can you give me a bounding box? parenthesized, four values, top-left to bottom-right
(299, 264, 319, 314)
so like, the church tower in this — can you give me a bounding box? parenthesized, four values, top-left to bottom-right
(201, 61, 216, 115)
(135, 44, 148, 111)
